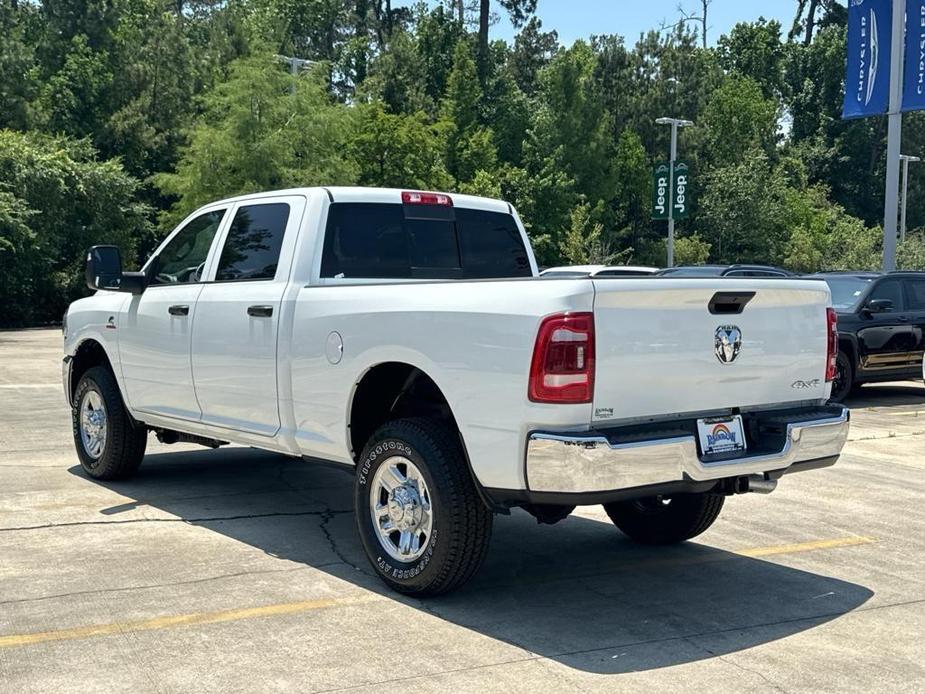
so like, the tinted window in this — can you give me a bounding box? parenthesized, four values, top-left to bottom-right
(725, 269, 786, 277)
(407, 218, 460, 270)
(869, 279, 904, 311)
(321, 203, 531, 279)
(905, 279, 925, 310)
(594, 269, 652, 277)
(455, 207, 531, 278)
(657, 267, 725, 277)
(216, 203, 290, 281)
(151, 210, 225, 284)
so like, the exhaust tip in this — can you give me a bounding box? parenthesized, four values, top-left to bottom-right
(747, 475, 778, 494)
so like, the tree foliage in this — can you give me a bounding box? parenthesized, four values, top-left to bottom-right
(0, 0, 917, 327)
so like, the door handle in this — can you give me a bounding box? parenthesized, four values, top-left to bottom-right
(898, 315, 911, 322)
(168, 305, 189, 316)
(247, 305, 273, 318)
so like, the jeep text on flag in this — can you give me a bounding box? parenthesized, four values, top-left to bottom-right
(843, 0, 892, 119)
(651, 162, 690, 220)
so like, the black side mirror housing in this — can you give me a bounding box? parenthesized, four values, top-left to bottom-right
(85, 245, 146, 294)
(864, 298, 894, 315)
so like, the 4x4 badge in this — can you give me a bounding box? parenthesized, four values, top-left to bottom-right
(714, 325, 742, 364)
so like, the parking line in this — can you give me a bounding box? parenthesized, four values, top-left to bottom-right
(0, 594, 381, 649)
(0, 535, 876, 650)
(738, 535, 875, 557)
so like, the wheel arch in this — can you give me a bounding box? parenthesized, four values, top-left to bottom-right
(68, 338, 118, 406)
(838, 335, 859, 373)
(346, 361, 496, 511)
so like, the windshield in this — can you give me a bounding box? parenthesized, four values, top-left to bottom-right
(821, 276, 874, 310)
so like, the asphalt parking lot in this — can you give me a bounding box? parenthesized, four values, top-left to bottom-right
(1, 328, 924, 693)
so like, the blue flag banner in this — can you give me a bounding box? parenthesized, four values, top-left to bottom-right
(904, 0, 925, 111)
(843, 0, 892, 119)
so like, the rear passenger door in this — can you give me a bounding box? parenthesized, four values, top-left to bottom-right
(191, 196, 305, 436)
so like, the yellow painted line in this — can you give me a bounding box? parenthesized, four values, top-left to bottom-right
(0, 536, 876, 650)
(0, 593, 381, 650)
(739, 535, 875, 557)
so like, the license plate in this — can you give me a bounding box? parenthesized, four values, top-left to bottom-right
(697, 415, 746, 456)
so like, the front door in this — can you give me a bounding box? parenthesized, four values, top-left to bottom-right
(191, 196, 304, 436)
(857, 278, 917, 373)
(119, 208, 227, 420)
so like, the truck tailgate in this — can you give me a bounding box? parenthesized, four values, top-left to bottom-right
(590, 279, 831, 424)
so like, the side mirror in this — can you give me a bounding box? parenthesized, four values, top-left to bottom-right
(85, 245, 146, 294)
(865, 298, 894, 314)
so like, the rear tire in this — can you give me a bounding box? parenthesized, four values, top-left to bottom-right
(604, 492, 724, 545)
(354, 417, 492, 596)
(72, 366, 147, 480)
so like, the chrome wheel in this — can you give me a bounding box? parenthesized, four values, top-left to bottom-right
(79, 390, 107, 459)
(369, 456, 433, 562)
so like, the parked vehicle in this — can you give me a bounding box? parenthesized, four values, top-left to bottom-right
(656, 264, 793, 278)
(806, 271, 925, 402)
(63, 187, 849, 595)
(540, 264, 659, 278)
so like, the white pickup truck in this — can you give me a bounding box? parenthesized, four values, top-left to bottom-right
(64, 187, 850, 595)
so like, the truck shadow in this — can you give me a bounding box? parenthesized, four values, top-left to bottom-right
(70, 446, 873, 675)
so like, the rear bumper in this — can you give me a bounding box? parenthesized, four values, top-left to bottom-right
(523, 405, 849, 497)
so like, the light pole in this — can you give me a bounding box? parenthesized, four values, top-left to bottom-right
(276, 55, 317, 94)
(655, 117, 694, 267)
(900, 154, 921, 243)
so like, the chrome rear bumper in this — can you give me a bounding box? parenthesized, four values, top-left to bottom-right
(525, 406, 849, 494)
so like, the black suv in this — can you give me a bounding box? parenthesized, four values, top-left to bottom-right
(808, 271, 925, 401)
(656, 264, 792, 277)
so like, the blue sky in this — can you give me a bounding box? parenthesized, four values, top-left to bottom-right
(395, 1, 797, 46)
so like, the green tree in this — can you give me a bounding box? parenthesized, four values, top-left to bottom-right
(351, 102, 452, 189)
(717, 19, 786, 99)
(673, 233, 711, 265)
(509, 16, 558, 96)
(698, 75, 778, 171)
(440, 41, 498, 183)
(156, 53, 358, 224)
(0, 2, 38, 131)
(0, 130, 151, 327)
(611, 129, 651, 247)
(529, 41, 614, 206)
(698, 149, 792, 264)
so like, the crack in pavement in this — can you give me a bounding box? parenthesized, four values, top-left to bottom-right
(319, 509, 372, 577)
(0, 509, 353, 533)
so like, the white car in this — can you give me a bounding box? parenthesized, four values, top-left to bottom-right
(540, 264, 659, 278)
(64, 187, 849, 595)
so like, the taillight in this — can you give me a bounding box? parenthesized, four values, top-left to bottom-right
(826, 308, 838, 382)
(529, 312, 595, 403)
(401, 191, 453, 206)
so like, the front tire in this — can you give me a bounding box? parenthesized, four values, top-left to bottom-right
(830, 350, 854, 403)
(604, 492, 725, 545)
(72, 366, 147, 480)
(355, 418, 492, 596)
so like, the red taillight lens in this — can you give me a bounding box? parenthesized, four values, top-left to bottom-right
(826, 308, 838, 382)
(401, 191, 453, 206)
(529, 312, 595, 403)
